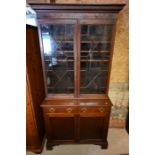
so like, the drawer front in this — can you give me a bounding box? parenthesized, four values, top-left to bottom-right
(43, 106, 110, 115)
(79, 106, 109, 115)
(44, 106, 78, 114)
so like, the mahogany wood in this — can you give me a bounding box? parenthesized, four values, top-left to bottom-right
(26, 25, 45, 153)
(31, 4, 125, 13)
(74, 22, 79, 97)
(37, 13, 117, 20)
(105, 21, 117, 94)
(30, 4, 125, 150)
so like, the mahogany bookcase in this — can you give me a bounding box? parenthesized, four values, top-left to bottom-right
(31, 3, 125, 150)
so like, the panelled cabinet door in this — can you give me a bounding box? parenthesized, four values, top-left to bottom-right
(79, 116, 105, 140)
(79, 105, 110, 142)
(45, 115, 76, 141)
(45, 112, 108, 143)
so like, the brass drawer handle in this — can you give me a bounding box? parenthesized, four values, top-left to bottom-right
(81, 108, 87, 112)
(99, 107, 105, 113)
(66, 108, 73, 113)
(49, 108, 55, 112)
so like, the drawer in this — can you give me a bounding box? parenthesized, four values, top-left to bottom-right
(44, 106, 78, 114)
(79, 106, 108, 114)
(44, 106, 109, 114)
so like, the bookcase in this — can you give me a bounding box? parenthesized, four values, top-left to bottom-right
(31, 3, 125, 149)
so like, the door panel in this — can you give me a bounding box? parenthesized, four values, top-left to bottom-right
(47, 116, 75, 140)
(79, 116, 105, 140)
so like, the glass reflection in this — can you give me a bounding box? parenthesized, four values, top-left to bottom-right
(41, 24, 74, 94)
(80, 24, 113, 94)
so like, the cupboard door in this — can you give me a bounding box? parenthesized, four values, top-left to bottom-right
(45, 116, 75, 141)
(79, 116, 106, 140)
(80, 22, 114, 94)
(40, 22, 76, 94)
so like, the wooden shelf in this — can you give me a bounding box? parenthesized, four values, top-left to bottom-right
(44, 59, 74, 62)
(46, 69, 108, 72)
(48, 87, 74, 89)
(57, 50, 110, 54)
(80, 69, 108, 72)
(44, 50, 110, 53)
(45, 70, 74, 72)
(45, 59, 109, 62)
(56, 40, 73, 43)
(55, 40, 111, 43)
(56, 40, 111, 43)
(80, 86, 107, 89)
(81, 50, 110, 53)
(56, 50, 74, 53)
(81, 41, 111, 43)
(80, 59, 109, 62)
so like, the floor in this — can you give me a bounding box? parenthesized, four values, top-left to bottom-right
(27, 128, 129, 155)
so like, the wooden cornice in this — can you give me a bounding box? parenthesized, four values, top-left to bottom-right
(30, 3, 125, 13)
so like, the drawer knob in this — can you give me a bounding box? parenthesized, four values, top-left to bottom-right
(81, 108, 87, 112)
(66, 108, 72, 113)
(49, 108, 55, 112)
(99, 107, 104, 113)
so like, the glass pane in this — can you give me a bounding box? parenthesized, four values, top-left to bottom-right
(41, 24, 74, 94)
(80, 24, 113, 94)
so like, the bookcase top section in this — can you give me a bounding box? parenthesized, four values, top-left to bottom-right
(30, 3, 125, 13)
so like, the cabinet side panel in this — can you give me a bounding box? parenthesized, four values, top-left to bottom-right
(26, 79, 40, 148)
(26, 25, 45, 144)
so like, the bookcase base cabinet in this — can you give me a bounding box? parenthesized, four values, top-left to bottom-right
(42, 99, 111, 149)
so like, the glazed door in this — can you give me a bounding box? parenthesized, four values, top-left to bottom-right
(79, 20, 115, 95)
(39, 20, 77, 96)
(39, 19, 115, 97)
